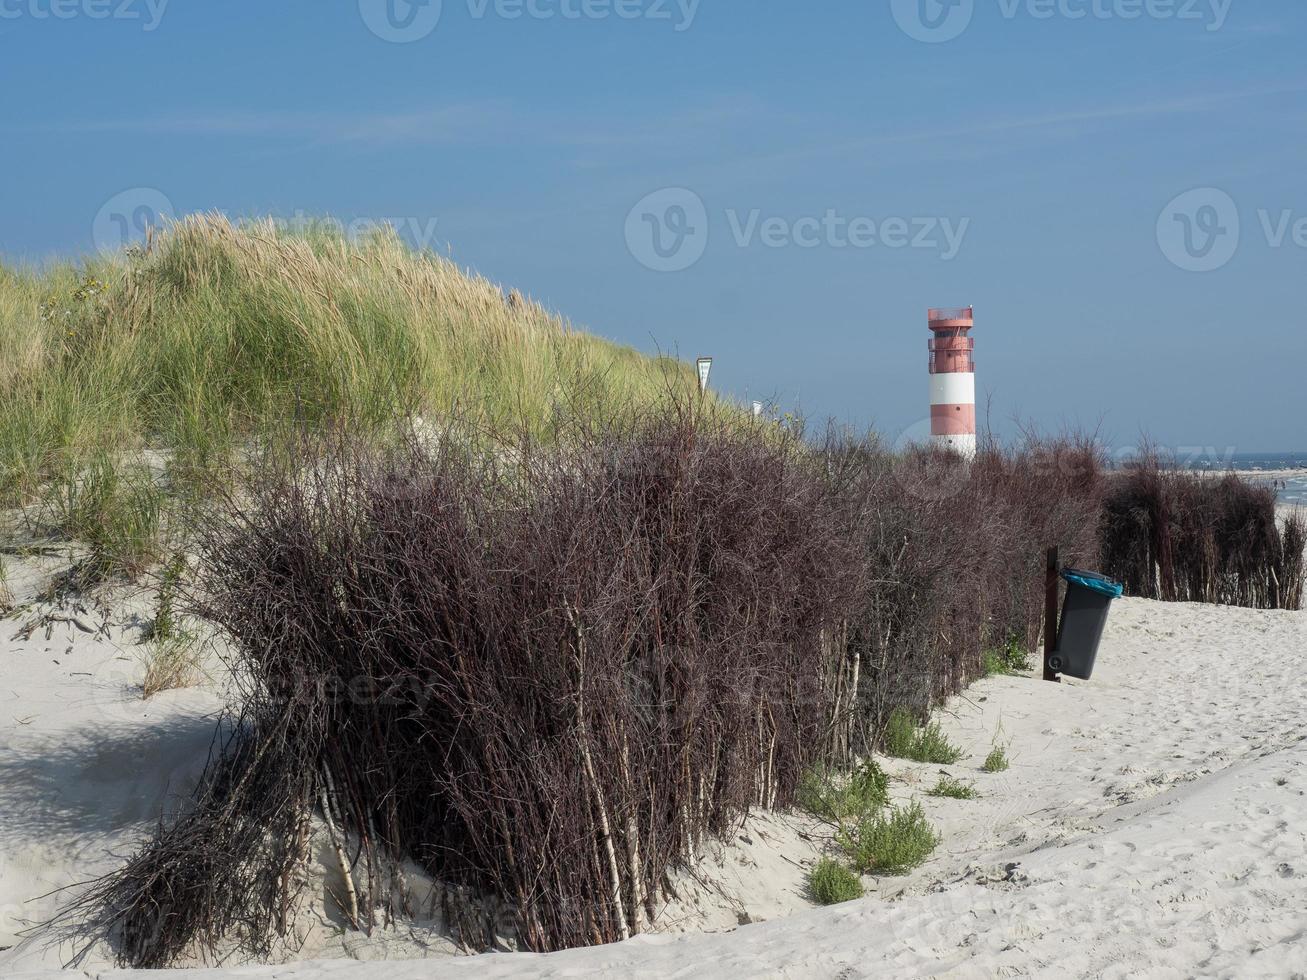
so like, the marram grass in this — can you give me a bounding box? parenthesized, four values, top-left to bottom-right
(0, 214, 702, 570)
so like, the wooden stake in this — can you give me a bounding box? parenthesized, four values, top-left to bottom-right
(1044, 546, 1061, 683)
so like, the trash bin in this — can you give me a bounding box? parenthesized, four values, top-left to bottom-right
(1049, 568, 1124, 680)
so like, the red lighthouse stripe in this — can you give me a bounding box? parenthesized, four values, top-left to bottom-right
(930, 403, 976, 436)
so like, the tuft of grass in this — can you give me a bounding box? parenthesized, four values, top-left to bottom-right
(807, 858, 864, 905)
(927, 776, 977, 800)
(41, 455, 164, 581)
(982, 745, 1010, 772)
(0, 556, 12, 612)
(141, 633, 201, 699)
(883, 707, 963, 765)
(796, 761, 889, 822)
(838, 801, 939, 875)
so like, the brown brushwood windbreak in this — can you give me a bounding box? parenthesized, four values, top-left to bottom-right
(1100, 460, 1305, 610)
(75, 410, 1214, 967)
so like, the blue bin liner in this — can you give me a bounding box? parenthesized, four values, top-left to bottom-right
(1060, 568, 1124, 600)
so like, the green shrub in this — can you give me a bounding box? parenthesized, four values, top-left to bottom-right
(807, 858, 864, 905)
(883, 707, 916, 757)
(983, 636, 1033, 676)
(981, 648, 1007, 677)
(796, 761, 889, 822)
(982, 745, 1010, 772)
(883, 708, 963, 764)
(848, 761, 890, 810)
(839, 801, 939, 875)
(999, 636, 1033, 672)
(927, 776, 976, 799)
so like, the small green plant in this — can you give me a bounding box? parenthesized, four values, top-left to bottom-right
(982, 636, 1033, 676)
(883, 707, 916, 757)
(839, 801, 939, 875)
(883, 708, 963, 765)
(927, 775, 977, 799)
(807, 858, 864, 905)
(150, 552, 188, 641)
(982, 745, 1010, 773)
(797, 761, 889, 822)
(1000, 636, 1033, 672)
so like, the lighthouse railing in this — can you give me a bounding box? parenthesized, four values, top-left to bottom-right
(928, 307, 973, 323)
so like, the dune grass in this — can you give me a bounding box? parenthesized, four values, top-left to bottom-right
(0, 215, 699, 574)
(982, 745, 1010, 773)
(0, 555, 12, 612)
(141, 633, 202, 699)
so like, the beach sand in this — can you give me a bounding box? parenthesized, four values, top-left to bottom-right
(3, 553, 1306, 978)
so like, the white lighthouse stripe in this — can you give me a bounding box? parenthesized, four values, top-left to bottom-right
(929, 372, 975, 407)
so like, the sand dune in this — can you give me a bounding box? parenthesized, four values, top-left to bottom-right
(2, 555, 1305, 976)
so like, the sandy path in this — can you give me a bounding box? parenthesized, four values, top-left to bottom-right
(3, 592, 1305, 977)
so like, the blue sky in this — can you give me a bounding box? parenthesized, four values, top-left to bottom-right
(3, 0, 1306, 452)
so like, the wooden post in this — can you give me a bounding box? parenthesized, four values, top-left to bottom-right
(1044, 546, 1061, 683)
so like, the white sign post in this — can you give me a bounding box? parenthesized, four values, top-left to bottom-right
(696, 357, 713, 395)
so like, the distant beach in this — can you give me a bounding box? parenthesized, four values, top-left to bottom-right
(1180, 452, 1307, 507)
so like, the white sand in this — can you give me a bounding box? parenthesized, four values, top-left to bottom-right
(3, 553, 1306, 977)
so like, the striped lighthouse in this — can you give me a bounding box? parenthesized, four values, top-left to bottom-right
(928, 307, 977, 459)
